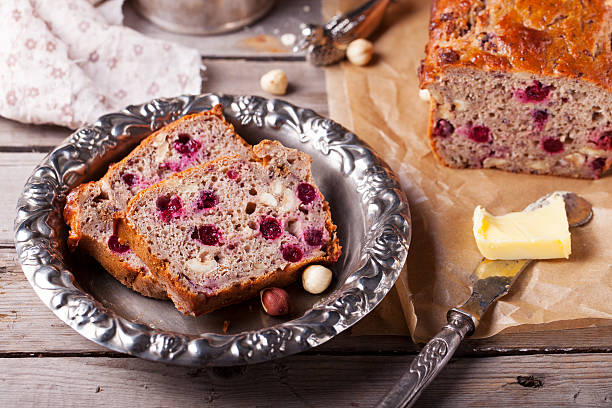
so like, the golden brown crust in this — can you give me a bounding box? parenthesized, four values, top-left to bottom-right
(320, 195, 342, 263)
(64, 182, 167, 299)
(420, 0, 612, 91)
(116, 142, 342, 316)
(79, 234, 167, 299)
(64, 183, 88, 250)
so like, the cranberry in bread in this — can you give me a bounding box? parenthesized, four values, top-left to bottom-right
(420, 0, 612, 178)
(116, 140, 341, 316)
(64, 106, 252, 298)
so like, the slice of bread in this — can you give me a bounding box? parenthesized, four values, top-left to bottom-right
(64, 106, 252, 298)
(116, 140, 341, 315)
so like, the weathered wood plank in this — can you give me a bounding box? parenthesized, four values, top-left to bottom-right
(203, 59, 328, 116)
(123, 0, 321, 58)
(0, 249, 108, 354)
(0, 354, 611, 407)
(0, 120, 68, 150)
(0, 59, 326, 149)
(0, 153, 47, 245)
(419, 353, 612, 407)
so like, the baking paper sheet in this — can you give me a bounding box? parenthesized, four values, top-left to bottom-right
(326, 0, 612, 341)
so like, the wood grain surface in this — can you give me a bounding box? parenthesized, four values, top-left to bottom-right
(1, 354, 611, 407)
(3, 0, 612, 406)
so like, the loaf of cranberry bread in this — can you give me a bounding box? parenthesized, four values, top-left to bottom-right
(420, 0, 612, 178)
(115, 140, 341, 315)
(64, 106, 252, 298)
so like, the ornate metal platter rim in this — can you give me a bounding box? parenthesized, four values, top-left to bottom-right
(14, 93, 411, 366)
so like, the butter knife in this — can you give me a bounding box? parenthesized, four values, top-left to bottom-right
(377, 192, 593, 408)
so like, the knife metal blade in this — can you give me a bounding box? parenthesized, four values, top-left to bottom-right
(378, 191, 593, 408)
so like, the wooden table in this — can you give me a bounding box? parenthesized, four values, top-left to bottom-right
(2, 2, 612, 406)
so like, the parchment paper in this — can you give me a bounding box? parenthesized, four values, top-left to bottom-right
(326, 0, 612, 342)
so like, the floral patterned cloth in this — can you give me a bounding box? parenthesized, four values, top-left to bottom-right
(0, 0, 202, 129)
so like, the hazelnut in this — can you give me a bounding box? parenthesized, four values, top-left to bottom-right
(483, 157, 508, 169)
(260, 69, 288, 95)
(528, 160, 550, 171)
(563, 152, 585, 167)
(154, 140, 169, 163)
(418, 89, 431, 102)
(259, 192, 278, 207)
(281, 188, 298, 211)
(302, 265, 332, 294)
(186, 258, 218, 275)
(580, 146, 605, 156)
(453, 99, 468, 111)
(270, 180, 284, 196)
(346, 38, 373, 66)
(260, 287, 290, 316)
(280, 33, 296, 47)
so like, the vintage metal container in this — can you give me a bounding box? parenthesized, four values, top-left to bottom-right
(131, 0, 276, 35)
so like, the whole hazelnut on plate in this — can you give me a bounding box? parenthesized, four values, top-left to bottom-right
(260, 69, 288, 95)
(260, 287, 290, 316)
(302, 265, 332, 294)
(346, 38, 374, 66)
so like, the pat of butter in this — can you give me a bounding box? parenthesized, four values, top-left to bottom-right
(473, 194, 571, 260)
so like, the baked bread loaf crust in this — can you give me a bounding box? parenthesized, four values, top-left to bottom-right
(116, 140, 341, 316)
(420, 0, 612, 178)
(64, 106, 252, 298)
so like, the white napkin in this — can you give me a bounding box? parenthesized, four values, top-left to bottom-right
(0, 0, 202, 129)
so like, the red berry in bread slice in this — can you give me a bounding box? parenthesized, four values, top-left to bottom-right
(260, 217, 283, 240)
(304, 228, 323, 247)
(108, 235, 130, 254)
(541, 138, 564, 154)
(191, 225, 222, 246)
(515, 81, 554, 103)
(433, 119, 454, 138)
(156, 195, 183, 222)
(282, 244, 304, 262)
(121, 173, 138, 187)
(297, 183, 317, 204)
(196, 190, 218, 210)
(173, 133, 201, 155)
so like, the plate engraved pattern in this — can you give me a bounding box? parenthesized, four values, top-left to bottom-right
(15, 93, 411, 366)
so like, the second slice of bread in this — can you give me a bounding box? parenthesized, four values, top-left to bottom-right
(64, 106, 252, 298)
(116, 140, 341, 315)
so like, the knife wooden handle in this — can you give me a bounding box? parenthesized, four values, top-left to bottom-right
(376, 310, 474, 408)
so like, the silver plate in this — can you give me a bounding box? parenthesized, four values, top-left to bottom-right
(14, 94, 411, 366)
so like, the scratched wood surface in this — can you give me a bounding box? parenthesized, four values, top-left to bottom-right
(1, 354, 612, 407)
(2, 0, 612, 406)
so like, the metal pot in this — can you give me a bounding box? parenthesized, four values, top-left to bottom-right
(131, 0, 276, 35)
